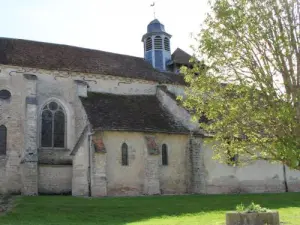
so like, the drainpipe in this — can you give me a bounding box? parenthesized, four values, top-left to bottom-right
(283, 164, 289, 192)
(87, 130, 95, 197)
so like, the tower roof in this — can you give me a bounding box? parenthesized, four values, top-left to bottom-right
(147, 19, 165, 33)
(149, 19, 160, 24)
(142, 18, 171, 41)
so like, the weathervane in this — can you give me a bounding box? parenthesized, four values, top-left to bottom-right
(150, 2, 156, 19)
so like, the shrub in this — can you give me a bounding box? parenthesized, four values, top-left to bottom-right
(236, 202, 270, 213)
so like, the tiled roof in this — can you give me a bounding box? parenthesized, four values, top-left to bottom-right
(171, 48, 192, 65)
(0, 38, 185, 84)
(80, 92, 189, 133)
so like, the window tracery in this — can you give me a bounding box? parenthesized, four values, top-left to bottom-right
(41, 101, 66, 148)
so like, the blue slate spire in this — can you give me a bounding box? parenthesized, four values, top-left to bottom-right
(142, 19, 172, 71)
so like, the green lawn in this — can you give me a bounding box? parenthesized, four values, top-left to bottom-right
(0, 193, 299, 225)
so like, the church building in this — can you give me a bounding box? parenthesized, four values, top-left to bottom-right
(0, 19, 299, 196)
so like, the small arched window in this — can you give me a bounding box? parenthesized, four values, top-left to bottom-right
(162, 144, 168, 166)
(121, 143, 128, 166)
(154, 36, 163, 50)
(41, 101, 66, 148)
(0, 125, 7, 155)
(164, 37, 170, 51)
(146, 37, 152, 51)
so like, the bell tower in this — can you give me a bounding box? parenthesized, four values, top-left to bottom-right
(142, 19, 172, 71)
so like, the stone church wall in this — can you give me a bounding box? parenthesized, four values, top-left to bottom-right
(200, 142, 300, 194)
(0, 65, 91, 194)
(0, 65, 187, 195)
(285, 167, 300, 192)
(91, 151, 107, 197)
(36, 73, 78, 150)
(0, 71, 27, 194)
(88, 78, 157, 95)
(35, 70, 89, 195)
(2, 65, 298, 196)
(38, 165, 72, 194)
(100, 131, 189, 196)
(72, 135, 89, 196)
(158, 134, 189, 194)
(103, 131, 146, 196)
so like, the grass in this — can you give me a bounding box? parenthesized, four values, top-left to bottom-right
(0, 193, 299, 225)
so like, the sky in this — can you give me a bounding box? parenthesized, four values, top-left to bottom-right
(1, 0, 210, 57)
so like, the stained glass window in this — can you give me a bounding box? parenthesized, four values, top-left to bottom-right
(41, 101, 66, 148)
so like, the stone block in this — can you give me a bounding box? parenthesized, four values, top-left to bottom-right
(21, 162, 38, 195)
(91, 152, 107, 196)
(144, 154, 160, 195)
(226, 211, 280, 225)
(38, 165, 72, 194)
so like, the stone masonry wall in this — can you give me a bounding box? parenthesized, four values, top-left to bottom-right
(189, 136, 207, 194)
(103, 131, 145, 196)
(0, 64, 187, 195)
(158, 134, 190, 194)
(91, 151, 107, 197)
(285, 167, 300, 192)
(101, 131, 189, 196)
(21, 74, 38, 195)
(200, 141, 296, 194)
(72, 131, 89, 196)
(144, 153, 160, 195)
(0, 69, 27, 194)
(36, 71, 87, 195)
(156, 86, 199, 131)
(38, 165, 72, 194)
(89, 132, 108, 197)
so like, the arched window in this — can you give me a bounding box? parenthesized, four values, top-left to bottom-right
(162, 144, 168, 166)
(41, 101, 66, 148)
(121, 143, 128, 166)
(154, 36, 163, 50)
(146, 37, 152, 51)
(164, 37, 170, 51)
(0, 125, 7, 155)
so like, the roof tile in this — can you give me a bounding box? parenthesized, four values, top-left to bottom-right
(0, 38, 185, 84)
(80, 92, 189, 133)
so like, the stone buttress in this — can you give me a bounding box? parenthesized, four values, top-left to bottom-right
(21, 74, 38, 195)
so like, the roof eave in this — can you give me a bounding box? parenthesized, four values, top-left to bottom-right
(141, 32, 172, 41)
(92, 127, 190, 135)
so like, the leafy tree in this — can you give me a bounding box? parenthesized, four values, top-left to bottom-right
(181, 0, 300, 169)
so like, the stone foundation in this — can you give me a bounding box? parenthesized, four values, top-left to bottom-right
(91, 152, 107, 197)
(38, 165, 72, 194)
(21, 162, 38, 195)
